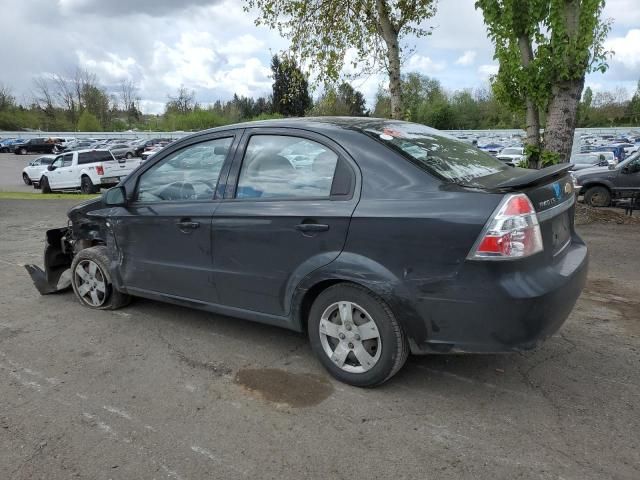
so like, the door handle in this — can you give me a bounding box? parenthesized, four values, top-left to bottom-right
(176, 220, 200, 231)
(295, 223, 329, 233)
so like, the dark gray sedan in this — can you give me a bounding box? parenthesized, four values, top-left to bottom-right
(26, 118, 587, 387)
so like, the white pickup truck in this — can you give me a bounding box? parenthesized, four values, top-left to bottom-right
(38, 149, 143, 194)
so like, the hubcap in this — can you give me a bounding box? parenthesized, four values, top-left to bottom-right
(319, 301, 382, 373)
(74, 260, 107, 307)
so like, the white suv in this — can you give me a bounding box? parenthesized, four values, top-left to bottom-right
(22, 155, 56, 186)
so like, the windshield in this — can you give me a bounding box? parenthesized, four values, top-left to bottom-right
(573, 154, 598, 164)
(360, 121, 509, 185)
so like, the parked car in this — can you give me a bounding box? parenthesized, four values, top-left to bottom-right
(569, 153, 611, 171)
(573, 151, 640, 207)
(141, 145, 163, 160)
(0, 138, 26, 153)
(583, 145, 626, 163)
(134, 138, 172, 157)
(22, 155, 56, 185)
(25, 118, 587, 387)
(13, 138, 59, 155)
(478, 142, 503, 155)
(496, 146, 525, 166)
(108, 143, 137, 159)
(38, 149, 143, 194)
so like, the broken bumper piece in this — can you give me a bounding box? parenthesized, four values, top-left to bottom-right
(24, 227, 73, 295)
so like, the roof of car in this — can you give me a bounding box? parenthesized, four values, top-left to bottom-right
(196, 116, 420, 136)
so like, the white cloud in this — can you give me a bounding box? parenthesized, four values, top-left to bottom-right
(605, 29, 640, 70)
(406, 54, 446, 74)
(478, 64, 499, 77)
(603, 0, 640, 27)
(455, 50, 477, 66)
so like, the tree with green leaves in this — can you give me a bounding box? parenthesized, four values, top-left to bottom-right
(476, 0, 611, 167)
(246, 0, 437, 120)
(311, 82, 367, 116)
(271, 54, 312, 116)
(77, 110, 102, 131)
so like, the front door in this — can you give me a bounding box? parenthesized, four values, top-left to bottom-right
(616, 156, 640, 195)
(112, 134, 237, 303)
(212, 130, 359, 316)
(47, 153, 74, 189)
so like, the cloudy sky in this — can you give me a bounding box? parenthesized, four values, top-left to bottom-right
(0, 0, 638, 114)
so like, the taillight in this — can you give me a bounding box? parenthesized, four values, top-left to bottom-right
(96, 165, 104, 175)
(468, 193, 543, 260)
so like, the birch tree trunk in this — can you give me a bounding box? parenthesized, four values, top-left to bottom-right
(376, 0, 402, 119)
(517, 35, 541, 168)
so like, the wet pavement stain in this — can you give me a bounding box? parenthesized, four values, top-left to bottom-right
(235, 368, 334, 408)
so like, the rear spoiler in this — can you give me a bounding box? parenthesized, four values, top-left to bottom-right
(495, 163, 573, 189)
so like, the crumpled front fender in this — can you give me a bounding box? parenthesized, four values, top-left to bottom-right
(24, 227, 73, 295)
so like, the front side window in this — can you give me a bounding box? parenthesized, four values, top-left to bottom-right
(62, 154, 73, 167)
(51, 156, 64, 168)
(136, 137, 233, 202)
(236, 135, 338, 199)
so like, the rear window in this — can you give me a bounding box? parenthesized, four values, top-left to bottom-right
(78, 151, 114, 165)
(360, 122, 508, 185)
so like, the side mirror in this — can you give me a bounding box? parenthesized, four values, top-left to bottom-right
(47, 165, 56, 171)
(103, 185, 127, 206)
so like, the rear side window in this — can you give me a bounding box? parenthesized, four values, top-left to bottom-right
(236, 135, 338, 199)
(360, 122, 509, 186)
(78, 151, 114, 165)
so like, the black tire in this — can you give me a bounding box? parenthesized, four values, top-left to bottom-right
(40, 176, 52, 194)
(18, 147, 27, 155)
(22, 173, 32, 185)
(584, 186, 611, 207)
(81, 176, 97, 194)
(125, 152, 133, 159)
(70, 246, 131, 310)
(308, 283, 409, 387)
(0, 147, 7, 153)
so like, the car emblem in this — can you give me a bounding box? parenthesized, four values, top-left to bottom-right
(564, 182, 572, 195)
(552, 182, 562, 200)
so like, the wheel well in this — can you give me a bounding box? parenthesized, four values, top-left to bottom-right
(298, 279, 376, 332)
(582, 182, 610, 194)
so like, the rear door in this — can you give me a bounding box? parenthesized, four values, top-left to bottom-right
(112, 133, 239, 303)
(212, 128, 359, 316)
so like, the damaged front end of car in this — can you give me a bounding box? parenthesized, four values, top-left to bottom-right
(24, 226, 75, 294)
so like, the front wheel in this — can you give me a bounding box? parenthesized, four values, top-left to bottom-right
(125, 152, 133, 159)
(40, 176, 52, 193)
(81, 176, 97, 194)
(308, 283, 409, 387)
(22, 173, 32, 185)
(70, 246, 131, 310)
(18, 147, 27, 155)
(584, 186, 611, 207)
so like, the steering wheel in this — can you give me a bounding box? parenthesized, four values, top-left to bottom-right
(178, 180, 214, 200)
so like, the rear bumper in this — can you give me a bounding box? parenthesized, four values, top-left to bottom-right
(408, 235, 588, 354)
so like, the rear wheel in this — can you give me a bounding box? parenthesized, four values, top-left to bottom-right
(584, 186, 611, 207)
(22, 173, 31, 185)
(71, 246, 131, 310)
(40, 176, 52, 193)
(81, 176, 97, 194)
(308, 283, 409, 387)
(125, 152, 133, 159)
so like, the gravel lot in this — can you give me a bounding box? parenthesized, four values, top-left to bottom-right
(1, 198, 639, 479)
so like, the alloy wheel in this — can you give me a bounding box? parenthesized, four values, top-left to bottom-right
(74, 259, 107, 307)
(319, 301, 382, 373)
